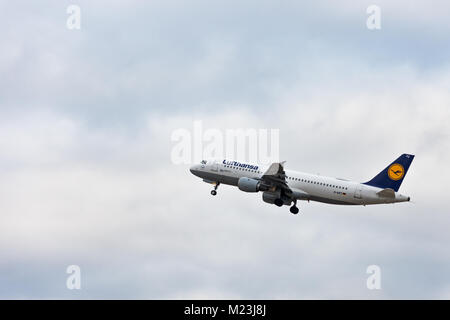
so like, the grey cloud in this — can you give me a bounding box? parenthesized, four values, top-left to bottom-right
(1, 1, 449, 125)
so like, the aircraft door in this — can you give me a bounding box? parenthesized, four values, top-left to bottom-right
(211, 161, 219, 172)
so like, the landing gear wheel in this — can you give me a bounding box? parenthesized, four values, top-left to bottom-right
(290, 206, 299, 214)
(211, 183, 220, 196)
(274, 199, 283, 207)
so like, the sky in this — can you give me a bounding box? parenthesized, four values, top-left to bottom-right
(0, 0, 449, 299)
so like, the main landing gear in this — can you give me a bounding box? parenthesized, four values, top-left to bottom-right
(210, 183, 220, 196)
(274, 198, 283, 207)
(290, 200, 299, 215)
(274, 198, 300, 214)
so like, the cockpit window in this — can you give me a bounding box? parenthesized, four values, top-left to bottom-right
(200, 160, 207, 165)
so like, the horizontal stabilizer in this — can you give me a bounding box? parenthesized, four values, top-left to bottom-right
(377, 188, 395, 198)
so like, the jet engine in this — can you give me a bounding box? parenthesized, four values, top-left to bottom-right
(262, 191, 292, 206)
(238, 177, 262, 192)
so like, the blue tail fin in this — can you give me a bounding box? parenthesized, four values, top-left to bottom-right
(363, 154, 415, 191)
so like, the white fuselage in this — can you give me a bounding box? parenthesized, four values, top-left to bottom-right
(190, 159, 411, 205)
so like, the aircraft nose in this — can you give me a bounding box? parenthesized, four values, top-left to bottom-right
(190, 164, 199, 175)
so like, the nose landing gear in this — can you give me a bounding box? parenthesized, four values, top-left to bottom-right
(210, 183, 220, 196)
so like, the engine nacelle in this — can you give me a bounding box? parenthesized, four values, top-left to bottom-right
(262, 191, 292, 206)
(238, 177, 261, 192)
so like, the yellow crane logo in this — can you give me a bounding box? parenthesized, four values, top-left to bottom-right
(388, 163, 404, 180)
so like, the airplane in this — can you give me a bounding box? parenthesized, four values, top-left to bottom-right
(189, 154, 414, 214)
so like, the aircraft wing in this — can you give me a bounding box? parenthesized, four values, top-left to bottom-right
(260, 162, 311, 202)
(261, 162, 292, 194)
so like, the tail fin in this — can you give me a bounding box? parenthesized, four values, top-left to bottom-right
(363, 154, 414, 191)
